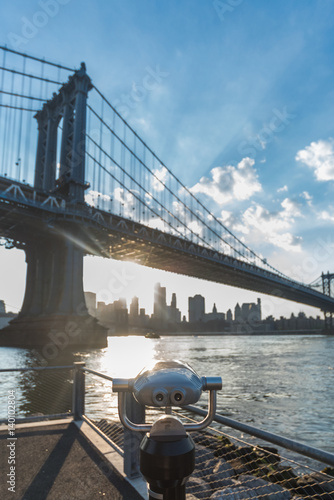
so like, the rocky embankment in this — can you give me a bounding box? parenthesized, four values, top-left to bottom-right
(188, 431, 334, 499)
(96, 420, 334, 499)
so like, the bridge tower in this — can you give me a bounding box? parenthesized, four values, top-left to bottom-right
(1, 64, 107, 348)
(322, 272, 334, 331)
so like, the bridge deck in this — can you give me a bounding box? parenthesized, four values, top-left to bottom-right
(1, 176, 334, 313)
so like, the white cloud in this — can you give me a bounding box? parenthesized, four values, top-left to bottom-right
(85, 190, 111, 206)
(280, 197, 302, 218)
(277, 185, 288, 193)
(301, 191, 312, 206)
(152, 166, 168, 192)
(190, 157, 262, 205)
(296, 139, 334, 181)
(319, 209, 334, 223)
(237, 197, 303, 252)
(220, 210, 248, 235)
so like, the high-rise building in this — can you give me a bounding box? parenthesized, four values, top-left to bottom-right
(84, 292, 96, 317)
(96, 298, 128, 330)
(153, 283, 167, 324)
(129, 296, 139, 325)
(167, 293, 181, 324)
(188, 294, 205, 322)
(235, 299, 261, 323)
(113, 298, 128, 328)
(203, 303, 225, 322)
(0, 300, 5, 314)
(139, 308, 149, 327)
(234, 303, 242, 322)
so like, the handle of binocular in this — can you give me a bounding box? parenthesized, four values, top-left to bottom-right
(113, 376, 222, 433)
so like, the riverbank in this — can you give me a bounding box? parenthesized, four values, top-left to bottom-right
(123, 328, 327, 336)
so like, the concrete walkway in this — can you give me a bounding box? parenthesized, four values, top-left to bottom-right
(0, 420, 144, 500)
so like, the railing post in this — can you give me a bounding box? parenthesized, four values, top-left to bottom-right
(72, 362, 85, 420)
(123, 393, 145, 478)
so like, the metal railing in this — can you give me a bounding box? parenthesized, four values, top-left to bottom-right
(1, 363, 334, 499)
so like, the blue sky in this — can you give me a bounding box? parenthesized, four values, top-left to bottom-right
(1, 0, 334, 319)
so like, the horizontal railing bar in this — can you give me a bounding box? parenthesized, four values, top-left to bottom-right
(0, 366, 75, 373)
(82, 368, 114, 382)
(184, 405, 334, 467)
(0, 413, 73, 424)
(81, 415, 124, 457)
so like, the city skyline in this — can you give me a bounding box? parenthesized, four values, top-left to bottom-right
(84, 282, 321, 325)
(0, 281, 324, 333)
(0, 253, 325, 322)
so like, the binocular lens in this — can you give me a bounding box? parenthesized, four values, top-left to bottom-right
(174, 392, 183, 402)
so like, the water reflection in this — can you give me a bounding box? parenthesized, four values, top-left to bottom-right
(0, 334, 333, 457)
(88, 336, 156, 378)
(17, 349, 80, 417)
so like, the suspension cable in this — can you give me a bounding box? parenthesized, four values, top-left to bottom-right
(0, 46, 75, 72)
(91, 86, 284, 276)
(0, 66, 61, 85)
(88, 103, 282, 270)
(0, 90, 46, 102)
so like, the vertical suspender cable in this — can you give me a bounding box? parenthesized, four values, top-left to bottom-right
(4, 72, 15, 176)
(98, 97, 103, 197)
(0, 49, 6, 176)
(24, 77, 33, 184)
(16, 57, 26, 180)
(86, 105, 91, 201)
(110, 108, 115, 212)
(121, 121, 126, 216)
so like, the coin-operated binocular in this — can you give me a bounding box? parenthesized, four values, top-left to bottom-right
(113, 360, 222, 500)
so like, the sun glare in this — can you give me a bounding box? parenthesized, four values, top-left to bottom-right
(100, 336, 156, 378)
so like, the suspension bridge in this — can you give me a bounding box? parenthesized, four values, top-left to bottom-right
(0, 46, 333, 347)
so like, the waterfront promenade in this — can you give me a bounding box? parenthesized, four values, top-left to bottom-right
(0, 420, 143, 500)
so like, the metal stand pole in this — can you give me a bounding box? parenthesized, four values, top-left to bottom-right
(139, 416, 195, 500)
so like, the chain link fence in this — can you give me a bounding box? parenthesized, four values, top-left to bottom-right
(1, 365, 333, 499)
(0, 366, 73, 422)
(177, 413, 334, 500)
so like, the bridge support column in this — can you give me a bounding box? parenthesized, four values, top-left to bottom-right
(322, 272, 334, 333)
(0, 235, 107, 348)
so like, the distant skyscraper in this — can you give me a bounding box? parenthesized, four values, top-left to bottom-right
(188, 294, 205, 322)
(257, 298, 262, 320)
(129, 296, 139, 325)
(236, 299, 261, 323)
(84, 292, 96, 317)
(234, 303, 242, 322)
(113, 298, 128, 327)
(203, 303, 225, 322)
(130, 296, 139, 316)
(167, 292, 181, 324)
(153, 283, 167, 323)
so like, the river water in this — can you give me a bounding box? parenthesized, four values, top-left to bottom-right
(1, 334, 333, 461)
